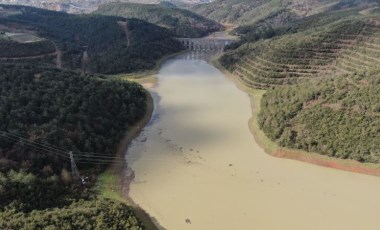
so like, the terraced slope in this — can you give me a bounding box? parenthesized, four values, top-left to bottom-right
(192, 0, 291, 26)
(221, 14, 380, 89)
(192, 0, 366, 25)
(208, 2, 380, 164)
(333, 23, 380, 74)
(192, 0, 378, 26)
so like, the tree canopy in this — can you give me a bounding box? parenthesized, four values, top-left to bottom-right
(0, 64, 148, 229)
(0, 4, 184, 74)
(259, 72, 380, 163)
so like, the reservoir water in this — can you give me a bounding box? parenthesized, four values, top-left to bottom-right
(125, 52, 380, 230)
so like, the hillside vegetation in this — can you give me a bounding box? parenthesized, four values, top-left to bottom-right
(221, 9, 380, 88)
(193, 0, 290, 25)
(95, 2, 223, 38)
(0, 64, 147, 172)
(192, 0, 378, 26)
(0, 169, 145, 229)
(205, 1, 380, 164)
(0, 64, 148, 228)
(259, 72, 380, 163)
(0, 197, 144, 229)
(0, 5, 183, 74)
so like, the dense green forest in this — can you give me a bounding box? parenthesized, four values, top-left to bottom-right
(0, 64, 147, 228)
(0, 64, 147, 172)
(259, 72, 380, 163)
(0, 4, 183, 74)
(0, 170, 144, 229)
(0, 39, 56, 58)
(0, 197, 144, 230)
(95, 2, 222, 38)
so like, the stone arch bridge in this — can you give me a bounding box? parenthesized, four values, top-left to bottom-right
(176, 38, 237, 51)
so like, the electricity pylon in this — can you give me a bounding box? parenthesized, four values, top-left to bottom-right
(69, 151, 80, 178)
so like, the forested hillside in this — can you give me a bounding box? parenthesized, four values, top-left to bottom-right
(0, 64, 147, 172)
(0, 64, 148, 228)
(0, 5, 183, 74)
(207, 1, 380, 164)
(259, 72, 380, 163)
(95, 2, 222, 38)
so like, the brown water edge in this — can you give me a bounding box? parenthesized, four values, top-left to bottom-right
(101, 50, 189, 230)
(211, 57, 380, 177)
(104, 90, 164, 230)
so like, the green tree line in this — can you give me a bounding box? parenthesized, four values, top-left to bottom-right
(259, 72, 380, 163)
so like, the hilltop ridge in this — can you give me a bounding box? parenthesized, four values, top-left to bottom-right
(0, 4, 183, 74)
(192, 0, 380, 26)
(95, 2, 222, 38)
(0, 0, 215, 13)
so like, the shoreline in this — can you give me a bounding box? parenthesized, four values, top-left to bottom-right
(109, 50, 189, 82)
(98, 90, 162, 230)
(98, 50, 191, 230)
(211, 57, 380, 177)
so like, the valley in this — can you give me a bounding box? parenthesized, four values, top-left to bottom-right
(0, 0, 380, 229)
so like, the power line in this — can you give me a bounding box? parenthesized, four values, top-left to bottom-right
(0, 130, 133, 161)
(0, 130, 148, 158)
(0, 134, 70, 160)
(0, 130, 121, 160)
(0, 131, 128, 164)
(0, 131, 71, 159)
(0, 136, 69, 161)
(0, 134, 70, 159)
(0, 130, 72, 154)
(75, 160, 127, 165)
(72, 152, 125, 160)
(0, 130, 178, 165)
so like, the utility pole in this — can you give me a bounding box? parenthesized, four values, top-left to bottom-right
(69, 151, 80, 179)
